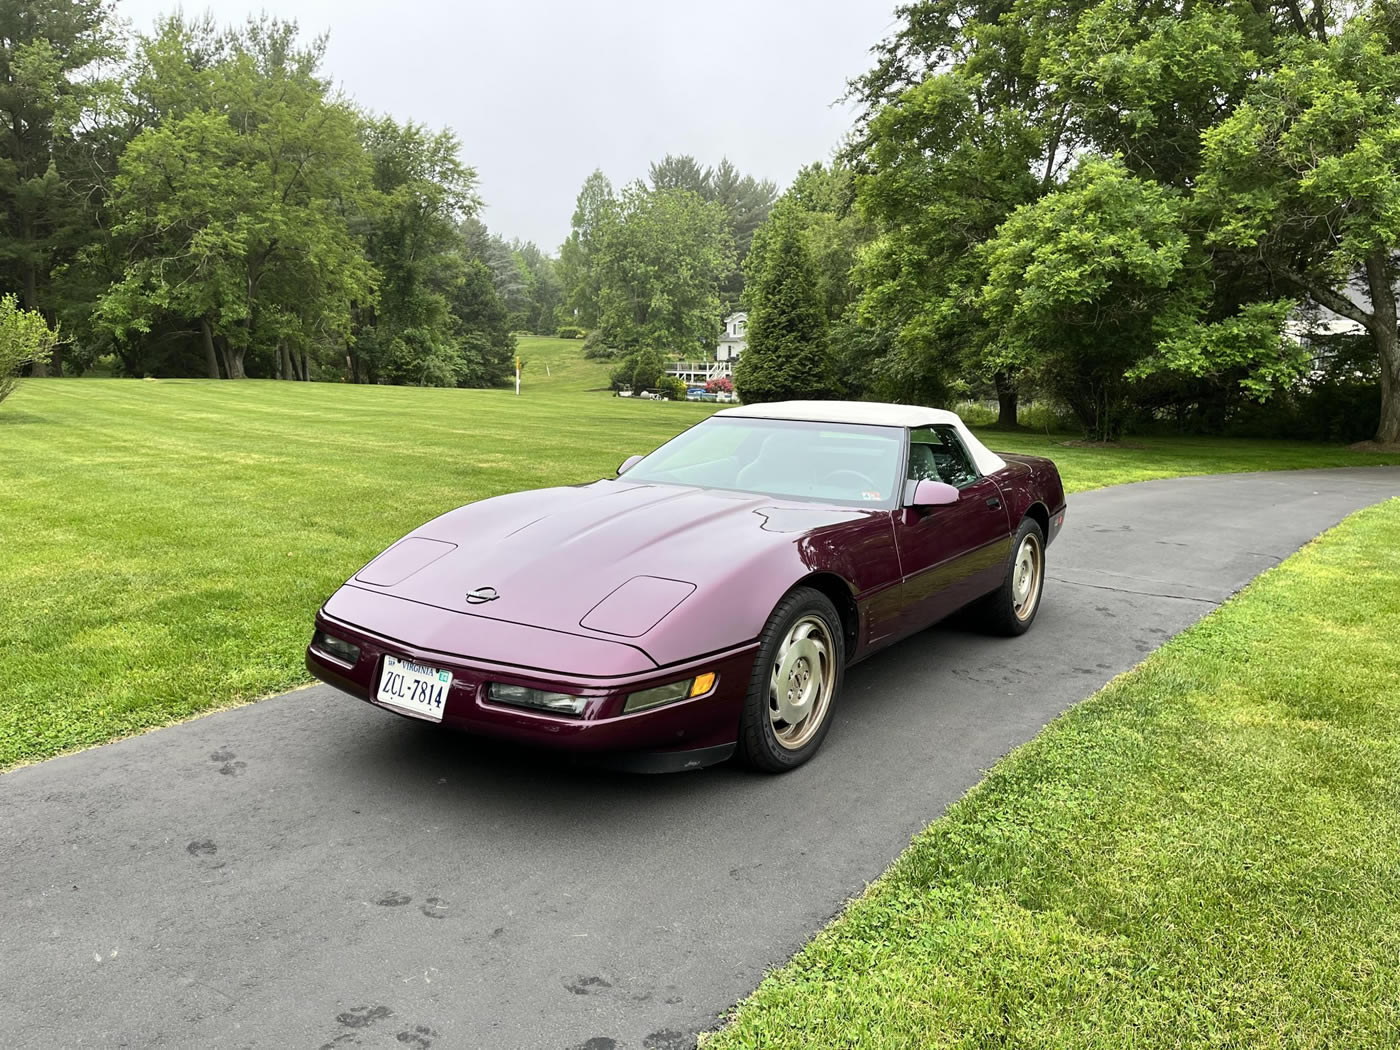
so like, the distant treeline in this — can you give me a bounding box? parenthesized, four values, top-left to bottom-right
(7, 1, 1400, 444)
(1, 4, 560, 386)
(709, 0, 1400, 444)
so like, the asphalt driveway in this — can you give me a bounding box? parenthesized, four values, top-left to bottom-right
(3, 468, 1397, 1050)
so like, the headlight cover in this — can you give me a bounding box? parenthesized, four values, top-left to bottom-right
(313, 631, 360, 666)
(624, 671, 716, 714)
(487, 682, 587, 716)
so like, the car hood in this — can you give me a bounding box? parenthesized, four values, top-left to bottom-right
(343, 480, 866, 647)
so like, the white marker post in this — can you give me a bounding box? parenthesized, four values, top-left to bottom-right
(515, 357, 521, 396)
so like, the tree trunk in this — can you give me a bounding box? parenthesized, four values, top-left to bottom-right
(23, 261, 49, 377)
(278, 342, 291, 380)
(994, 371, 1019, 428)
(1375, 325, 1400, 444)
(228, 347, 246, 379)
(1364, 252, 1400, 444)
(201, 318, 220, 379)
(301, 349, 309, 381)
(217, 339, 232, 380)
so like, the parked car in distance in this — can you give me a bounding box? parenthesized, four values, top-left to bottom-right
(307, 402, 1067, 773)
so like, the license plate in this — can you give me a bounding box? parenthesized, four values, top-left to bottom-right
(375, 654, 452, 722)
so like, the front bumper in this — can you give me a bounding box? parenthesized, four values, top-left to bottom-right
(306, 606, 757, 763)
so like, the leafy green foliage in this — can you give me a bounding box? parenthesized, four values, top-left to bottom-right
(592, 182, 733, 356)
(561, 157, 774, 336)
(0, 294, 56, 404)
(608, 346, 668, 392)
(98, 19, 376, 380)
(0, 0, 120, 375)
(734, 204, 835, 403)
(557, 169, 614, 329)
(848, 0, 1350, 437)
(978, 157, 1191, 440)
(351, 117, 511, 387)
(1198, 6, 1400, 442)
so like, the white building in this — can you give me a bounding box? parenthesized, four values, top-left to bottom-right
(716, 311, 747, 362)
(667, 311, 748, 384)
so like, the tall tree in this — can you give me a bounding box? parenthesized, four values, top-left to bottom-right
(449, 257, 514, 387)
(592, 182, 732, 356)
(648, 154, 713, 196)
(709, 157, 778, 308)
(98, 18, 375, 380)
(734, 204, 834, 403)
(0, 0, 120, 374)
(848, 0, 1332, 430)
(1199, 4, 1400, 444)
(511, 240, 563, 334)
(354, 117, 479, 386)
(557, 169, 614, 328)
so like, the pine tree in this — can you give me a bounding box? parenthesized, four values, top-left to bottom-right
(734, 206, 834, 404)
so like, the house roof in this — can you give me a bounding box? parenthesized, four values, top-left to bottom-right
(715, 401, 1007, 474)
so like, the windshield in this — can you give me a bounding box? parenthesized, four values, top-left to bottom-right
(623, 416, 904, 507)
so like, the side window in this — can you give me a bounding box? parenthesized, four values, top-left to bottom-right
(907, 425, 980, 488)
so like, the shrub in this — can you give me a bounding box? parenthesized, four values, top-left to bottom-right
(556, 325, 585, 340)
(583, 329, 619, 359)
(660, 376, 688, 400)
(608, 347, 667, 392)
(705, 375, 734, 394)
(0, 295, 56, 406)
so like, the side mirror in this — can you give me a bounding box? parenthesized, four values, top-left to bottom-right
(908, 478, 960, 507)
(617, 454, 644, 476)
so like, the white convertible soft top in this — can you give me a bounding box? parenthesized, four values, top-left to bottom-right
(716, 400, 1008, 476)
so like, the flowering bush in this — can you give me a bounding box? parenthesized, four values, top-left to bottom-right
(705, 376, 734, 394)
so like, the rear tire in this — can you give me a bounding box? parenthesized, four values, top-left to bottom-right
(736, 587, 845, 773)
(975, 518, 1046, 636)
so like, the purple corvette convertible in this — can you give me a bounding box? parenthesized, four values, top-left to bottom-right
(307, 401, 1066, 772)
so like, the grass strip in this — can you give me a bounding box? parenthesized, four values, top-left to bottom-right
(703, 498, 1400, 1049)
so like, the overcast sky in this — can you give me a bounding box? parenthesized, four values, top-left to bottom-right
(114, 0, 900, 249)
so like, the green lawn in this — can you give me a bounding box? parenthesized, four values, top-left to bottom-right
(513, 333, 613, 390)
(703, 498, 1400, 1049)
(0, 365, 709, 768)
(1, 348, 1397, 769)
(980, 428, 1400, 493)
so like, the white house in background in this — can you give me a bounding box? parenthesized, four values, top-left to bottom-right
(716, 311, 748, 362)
(666, 311, 749, 384)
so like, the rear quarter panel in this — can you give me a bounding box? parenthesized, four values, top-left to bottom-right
(993, 453, 1067, 541)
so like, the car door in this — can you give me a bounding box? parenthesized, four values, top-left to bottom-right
(890, 425, 1012, 636)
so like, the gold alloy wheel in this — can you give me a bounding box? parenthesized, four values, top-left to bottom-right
(768, 615, 836, 750)
(1012, 531, 1044, 621)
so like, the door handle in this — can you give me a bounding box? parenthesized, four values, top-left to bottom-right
(986, 497, 1002, 509)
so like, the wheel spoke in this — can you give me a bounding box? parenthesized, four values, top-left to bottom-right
(766, 613, 838, 750)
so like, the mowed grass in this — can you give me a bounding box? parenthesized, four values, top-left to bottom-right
(977, 428, 1400, 492)
(704, 499, 1400, 1049)
(0, 361, 710, 768)
(513, 333, 613, 390)
(2, 340, 1397, 769)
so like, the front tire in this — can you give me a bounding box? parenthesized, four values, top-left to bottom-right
(736, 587, 845, 773)
(976, 518, 1046, 636)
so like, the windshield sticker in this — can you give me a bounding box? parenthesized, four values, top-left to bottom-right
(862, 491, 882, 501)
